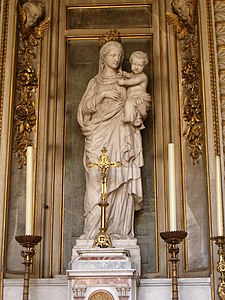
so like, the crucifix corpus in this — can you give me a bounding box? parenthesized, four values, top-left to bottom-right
(87, 147, 122, 248)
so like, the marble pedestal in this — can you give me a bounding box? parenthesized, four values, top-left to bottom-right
(72, 239, 141, 275)
(67, 239, 140, 300)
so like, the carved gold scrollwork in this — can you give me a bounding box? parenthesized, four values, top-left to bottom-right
(166, 0, 203, 163)
(14, 0, 50, 168)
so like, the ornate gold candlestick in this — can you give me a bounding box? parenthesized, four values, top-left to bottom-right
(211, 236, 225, 300)
(15, 235, 42, 300)
(160, 231, 187, 300)
(87, 147, 121, 248)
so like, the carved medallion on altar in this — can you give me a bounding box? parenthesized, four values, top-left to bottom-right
(89, 290, 114, 300)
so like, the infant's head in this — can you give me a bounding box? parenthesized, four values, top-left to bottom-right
(129, 51, 148, 74)
(172, 0, 191, 23)
(129, 51, 149, 66)
(23, 0, 45, 29)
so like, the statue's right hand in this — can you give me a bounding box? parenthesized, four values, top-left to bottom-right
(103, 90, 122, 101)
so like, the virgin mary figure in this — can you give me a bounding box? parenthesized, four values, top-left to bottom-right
(77, 41, 144, 240)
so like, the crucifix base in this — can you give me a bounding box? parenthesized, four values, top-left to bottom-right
(92, 230, 112, 248)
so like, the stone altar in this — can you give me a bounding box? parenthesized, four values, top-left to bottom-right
(67, 239, 141, 300)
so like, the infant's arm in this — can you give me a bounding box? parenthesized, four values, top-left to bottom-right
(122, 71, 132, 79)
(119, 73, 148, 87)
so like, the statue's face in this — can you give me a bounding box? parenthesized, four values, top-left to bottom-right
(172, 0, 190, 20)
(131, 57, 145, 74)
(24, 2, 44, 28)
(104, 48, 122, 70)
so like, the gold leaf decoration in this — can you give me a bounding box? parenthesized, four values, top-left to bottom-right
(89, 290, 114, 300)
(98, 29, 121, 47)
(167, 0, 202, 163)
(14, 1, 50, 168)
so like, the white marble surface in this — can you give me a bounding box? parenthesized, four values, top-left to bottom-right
(3, 277, 68, 300)
(3, 277, 211, 300)
(139, 278, 211, 300)
(73, 239, 141, 275)
(68, 247, 138, 299)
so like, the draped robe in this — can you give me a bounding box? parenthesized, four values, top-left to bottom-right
(77, 73, 144, 239)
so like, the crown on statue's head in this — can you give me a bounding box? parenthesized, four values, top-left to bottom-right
(98, 29, 121, 47)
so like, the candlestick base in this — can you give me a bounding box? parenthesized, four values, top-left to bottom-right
(211, 236, 225, 300)
(15, 235, 42, 300)
(160, 231, 187, 300)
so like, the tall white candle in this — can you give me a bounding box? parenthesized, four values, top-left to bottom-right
(168, 143, 177, 231)
(26, 146, 34, 235)
(216, 155, 223, 236)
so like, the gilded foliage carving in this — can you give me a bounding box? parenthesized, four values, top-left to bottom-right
(166, 0, 203, 163)
(14, 0, 50, 168)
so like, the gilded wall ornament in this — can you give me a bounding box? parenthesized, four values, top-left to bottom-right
(14, 0, 50, 168)
(166, 0, 203, 163)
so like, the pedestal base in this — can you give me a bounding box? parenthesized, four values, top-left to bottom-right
(67, 240, 140, 300)
(72, 239, 141, 275)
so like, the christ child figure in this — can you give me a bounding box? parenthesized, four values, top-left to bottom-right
(118, 50, 151, 129)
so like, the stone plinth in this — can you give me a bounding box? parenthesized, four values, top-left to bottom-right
(72, 239, 141, 275)
(67, 247, 139, 300)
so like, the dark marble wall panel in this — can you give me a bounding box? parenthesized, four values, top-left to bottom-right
(67, 5, 152, 30)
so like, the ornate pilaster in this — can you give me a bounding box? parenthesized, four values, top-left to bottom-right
(13, 0, 50, 168)
(214, 1, 225, 156)
(166, 0, 203, 163)
(0, 1, 10, 298)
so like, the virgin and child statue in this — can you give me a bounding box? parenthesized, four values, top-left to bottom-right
(77, 40, 151, 240)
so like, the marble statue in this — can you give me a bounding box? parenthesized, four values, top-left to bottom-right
(77, 41, 150, 240)
(118, 51, 151, 129)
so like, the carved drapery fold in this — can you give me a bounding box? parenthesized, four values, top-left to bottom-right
(214, 1, 225, 156)
(13, 0, 50, 168)
(166, 0, 203, 163)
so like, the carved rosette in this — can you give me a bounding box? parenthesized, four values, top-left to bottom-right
(214, 1, 225, 157)
(166, 0, 203, 163)
(14, 0, 50, 168)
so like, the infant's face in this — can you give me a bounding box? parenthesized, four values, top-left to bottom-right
(24, 3, 43, 28)
(131, 57, 145, 74)
(172, 0, 190, 20)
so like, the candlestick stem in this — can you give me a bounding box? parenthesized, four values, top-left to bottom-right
(211, 236, 225, 300)
(160, 231, 187, 300)
(15, 235, 42, 300)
